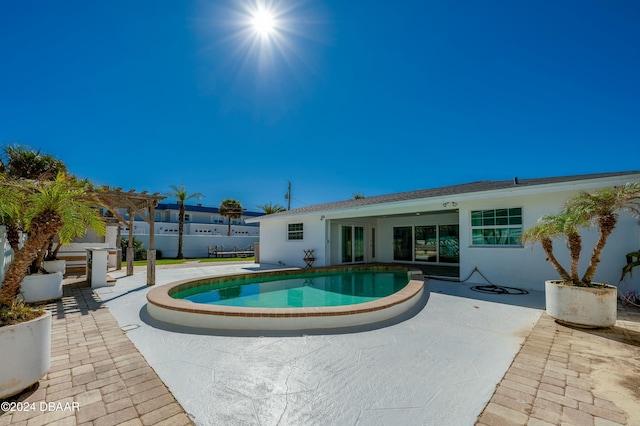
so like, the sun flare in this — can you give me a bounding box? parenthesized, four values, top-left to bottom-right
(252, 9, 275, 37)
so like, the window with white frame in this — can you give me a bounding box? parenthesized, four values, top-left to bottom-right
(184, 213, 191, 222)
(287, 223, 303, 240)
(471, 208, 522, 246)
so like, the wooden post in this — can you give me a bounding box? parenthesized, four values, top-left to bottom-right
(115, 225, 122, 270)
(147, 201, 156, 286)
(127, 208, 134, 276)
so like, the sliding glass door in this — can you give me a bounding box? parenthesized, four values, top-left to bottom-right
(393, 224, 459, 264)
(393, 227, 413, 261)
(342, 226, 365, 263)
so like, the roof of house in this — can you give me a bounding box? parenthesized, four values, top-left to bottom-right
(257, 171, 640, 219)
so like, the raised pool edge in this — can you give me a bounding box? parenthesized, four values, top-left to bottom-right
(146, 265, 425, 331)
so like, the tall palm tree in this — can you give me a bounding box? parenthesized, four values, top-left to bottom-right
(522, 182, 640, 286)
(219, 199, 243, 236)
(0, 173, 105, 307)
(258, 202, 286, 215)
(165, 184, 204, 259)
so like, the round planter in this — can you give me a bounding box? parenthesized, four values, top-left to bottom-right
(545, 280, 617, 328)
(0, 311, 51, 399)
(43, 259, 66, 275)
(20, 272, 64, 303)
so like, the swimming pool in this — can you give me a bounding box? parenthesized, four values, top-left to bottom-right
(146, 265, 425, 331)
(172, 270, 411, 308)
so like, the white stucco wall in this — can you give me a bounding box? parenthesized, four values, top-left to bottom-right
(258, 216, 327, 268)
(454, 189, 640, 291)
(125, 221, 260, 237)
(254, 176, 640, 293)
(133, 235, 259, 259)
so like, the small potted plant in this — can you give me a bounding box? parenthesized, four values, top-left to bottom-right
(522, 182, 640, 328)
(0, 172, 105, 398)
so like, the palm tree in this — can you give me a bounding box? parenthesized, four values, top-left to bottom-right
(569, 182, 640, 284)
(0, 173, 106, 307)
(521, 212, 586, 284)
(2, 144, 67, 181)
(522, 182, 640, 286)
(219, 199, 243, 236)
(258, 202, 286, 215)
(353, 192, 366, 199)
(165, 184, 204, 259)
(1, 144, 67, 251)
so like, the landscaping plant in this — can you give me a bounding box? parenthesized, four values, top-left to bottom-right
(522, 182, 640, 287)
(0, 172, 106, 325)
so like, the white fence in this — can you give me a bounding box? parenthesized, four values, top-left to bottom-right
(132, 234, 260, 259)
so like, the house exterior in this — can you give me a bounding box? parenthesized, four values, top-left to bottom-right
(117, 203, 264, 258)
(120, 203, 263, 237)
(247, 172, 640, 292)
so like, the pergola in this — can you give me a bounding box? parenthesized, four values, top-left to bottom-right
(96, 188, 165, 285)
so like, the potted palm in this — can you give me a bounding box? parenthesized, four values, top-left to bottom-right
(522, 182, 640, 328)
(0, 172, 106, 398)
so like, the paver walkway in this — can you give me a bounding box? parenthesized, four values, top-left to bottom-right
(0, 278, 193, 426)
(477, 305, 640, 425)
(2, 271, 639, 425)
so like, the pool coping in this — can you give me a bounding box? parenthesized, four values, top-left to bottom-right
(146, 265, 425, 329)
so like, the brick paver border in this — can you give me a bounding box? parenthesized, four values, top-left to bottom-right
(477, 305, 640, 426)
(0, 279, 193, 426)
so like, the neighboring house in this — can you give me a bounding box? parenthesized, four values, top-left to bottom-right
(120, 203, 263, 236)
(247, 171, 640, 292)
(117, 203, 264, 258)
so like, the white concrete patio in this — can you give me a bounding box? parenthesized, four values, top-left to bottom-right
(94, 262, 544, 425)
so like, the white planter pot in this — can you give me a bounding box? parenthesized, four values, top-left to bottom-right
(20, 272, 64, 303)
(0, 311, 51, 399)
(43, 259, 66, 274)
(545, 280, 617, 328)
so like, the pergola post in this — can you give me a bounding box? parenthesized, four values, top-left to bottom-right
(147, 201, 156, 286)
(127, 208, 134, 276)
(96, 188, 164, 285)
(115, 225, 122, 270)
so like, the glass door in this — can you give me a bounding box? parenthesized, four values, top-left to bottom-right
(393, 227, 413, 261)
(342, 226, 365, 263)
(439, 225, 460, 263)
(415, 226, 437, 262)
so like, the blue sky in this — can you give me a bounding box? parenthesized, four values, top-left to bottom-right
(1, 1, 638, 212)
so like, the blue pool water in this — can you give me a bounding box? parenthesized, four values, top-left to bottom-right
(172, 270, 410, 308)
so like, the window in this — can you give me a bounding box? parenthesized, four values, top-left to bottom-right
(471, 208, 522, 246)
(184, 214, 191, 222)
(287, 223, 303, 240)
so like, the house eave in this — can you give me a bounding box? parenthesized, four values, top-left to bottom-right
(246, 172, 640, 223)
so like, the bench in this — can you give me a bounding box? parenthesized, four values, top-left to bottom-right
(207, 245, 255, 259)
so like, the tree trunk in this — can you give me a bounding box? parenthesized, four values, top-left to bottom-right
(177, 203, 184, 259)
(541, 238, 572, 282)
(567, 233, 582, 284)
(227, 215, 231, 236)
(582, 215, 617, 284)
(0, 212, 61, 307)
(6, 223, 21, 252)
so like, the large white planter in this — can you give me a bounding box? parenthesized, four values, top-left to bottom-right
(545, 280, 617, 328)
(20, 272, 63, 303)
(0, 311, 51, 399)
(43, 259, 66, 274)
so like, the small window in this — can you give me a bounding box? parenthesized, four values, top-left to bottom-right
(288, 223, 303, 240)
(471, 208, 522, 246)
(184, 214, 191, 222)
